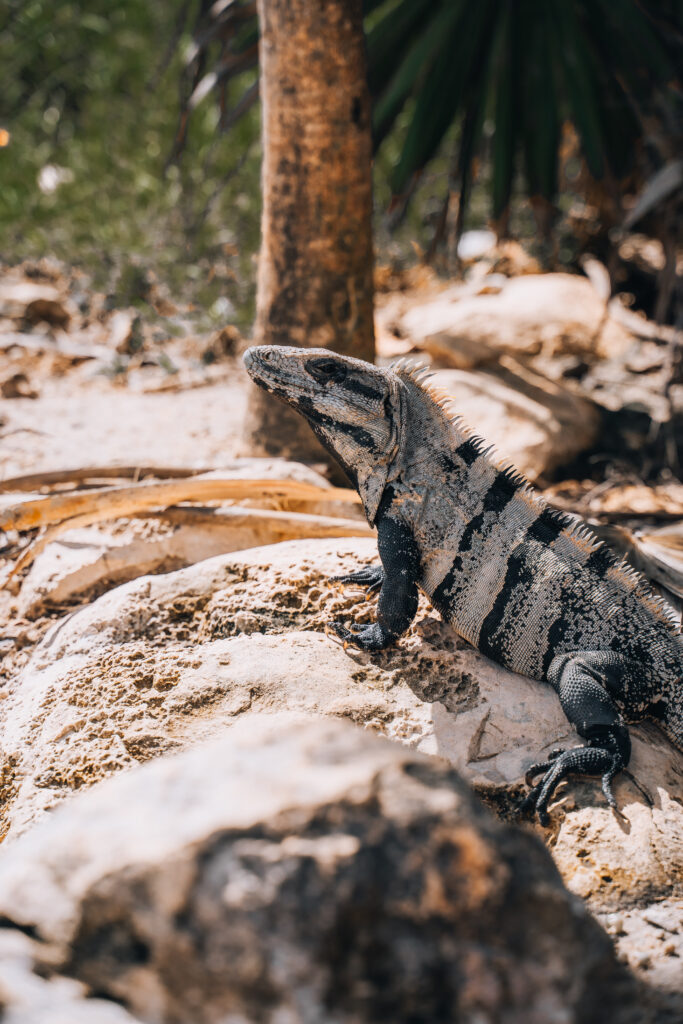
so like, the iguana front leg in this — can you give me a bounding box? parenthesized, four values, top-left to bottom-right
(329, 512, 420, 652)
(522, 652, 632, 825)
(330, 563, 384, 594)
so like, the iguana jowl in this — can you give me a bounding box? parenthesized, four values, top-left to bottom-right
(244, 345, 683, 823)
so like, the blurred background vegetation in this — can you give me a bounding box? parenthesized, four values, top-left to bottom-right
(1, 0, 681, 327)
(1, 0, 262, 329)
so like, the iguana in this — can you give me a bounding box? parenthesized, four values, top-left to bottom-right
(244, 344, 683, 824)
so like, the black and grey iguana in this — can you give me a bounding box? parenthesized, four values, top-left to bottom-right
(244, 344, 683, 823)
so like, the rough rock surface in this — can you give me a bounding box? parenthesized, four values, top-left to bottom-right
(3, 537, 682, 937)
(600, 899, 683, 997)
(0, 717, 646, 1024)
(0, 930, 143, 1023)
(429, 359, 601, 480)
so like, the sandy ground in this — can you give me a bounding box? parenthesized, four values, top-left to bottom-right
(0, 355, 253, 666)
(0, 367, 249, 479)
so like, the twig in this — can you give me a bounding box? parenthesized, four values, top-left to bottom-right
(0, 465, 209, 493)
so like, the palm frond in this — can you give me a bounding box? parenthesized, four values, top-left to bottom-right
(177, 0, 683, 253)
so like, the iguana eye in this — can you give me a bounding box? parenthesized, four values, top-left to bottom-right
(306, 358, 347, 384)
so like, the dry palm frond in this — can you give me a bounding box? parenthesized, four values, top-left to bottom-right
(0, 475, 360, 534)
(6, 504, 372, 580)
(0, 471, 366, 586)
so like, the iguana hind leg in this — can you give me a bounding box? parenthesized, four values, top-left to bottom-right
(522, 652, 632, 826)
(329, 513, 419, 652)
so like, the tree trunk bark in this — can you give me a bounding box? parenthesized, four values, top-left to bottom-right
(244, 0, 375, 462)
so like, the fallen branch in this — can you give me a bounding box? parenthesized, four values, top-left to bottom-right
(0, 465, 208, 493)
(0, 475, 361, 534)
(155, 506, 369, 535)
(608, 299, 681, 344)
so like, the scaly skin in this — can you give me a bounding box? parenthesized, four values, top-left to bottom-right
(244, 345, 683, 825)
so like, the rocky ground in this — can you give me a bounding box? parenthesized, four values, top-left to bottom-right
(1, 256, 682, 1021)
(0, 717, 662, 1024)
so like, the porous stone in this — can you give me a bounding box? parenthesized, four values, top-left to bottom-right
(0, 717, 641, 1024)
(2, 538, 682, 925)
(599, 899, 683, 996)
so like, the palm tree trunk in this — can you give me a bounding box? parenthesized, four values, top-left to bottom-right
(244, 0, 374, 462)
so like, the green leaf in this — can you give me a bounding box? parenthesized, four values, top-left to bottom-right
(593, 0, 675, 82)
(549, 2, 605, 178)
(390, 0, 495, 195)
(490, 0, 520, 222)
(80, 13, 109, 34)
(372, 2, 463, 146)
(366, 0, 435, 97)
(520, 1, 559, 201)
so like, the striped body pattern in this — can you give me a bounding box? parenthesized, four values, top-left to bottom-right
(244, 344, 683, 820)
(387, 362, 682, 736)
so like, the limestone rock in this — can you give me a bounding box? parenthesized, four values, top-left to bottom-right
(429, 358, 601, 480)
(600, 900, 683, 997)
(0, 717, 639, 1024)
(0, 538, 564, 840)
(380, 278, 604, 481)
(400, 273, 634, 361)
(3, 538, 682, 924)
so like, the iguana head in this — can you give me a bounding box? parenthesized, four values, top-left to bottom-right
(244, 345, 402, 524)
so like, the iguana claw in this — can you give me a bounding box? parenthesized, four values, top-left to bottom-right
(329, 564, 384, 595)
(521, 741, 625, 826)
(524, 748, 564, 786)
(328, 619, 394, 652)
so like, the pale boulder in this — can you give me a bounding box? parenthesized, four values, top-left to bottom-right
(2, 538, 682, 924)
(401, 273, 634, 361)
(429, 358, 601, 480)
(0, 717, 640, 1024)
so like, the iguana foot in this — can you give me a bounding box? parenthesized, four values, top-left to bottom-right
(521, 737, 626, 826)
(328, 620, 394, 651)
(523, 747, 564, 785)
(329, 563, 384, 595)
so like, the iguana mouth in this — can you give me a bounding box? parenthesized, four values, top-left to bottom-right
(243, 345, 306, 402)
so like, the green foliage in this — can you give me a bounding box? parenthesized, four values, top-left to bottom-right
(3, 0, 680, 306)
(0, 0, 261, 323)
(180, 0, 681, 257)
(369, 0, 681, 230)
